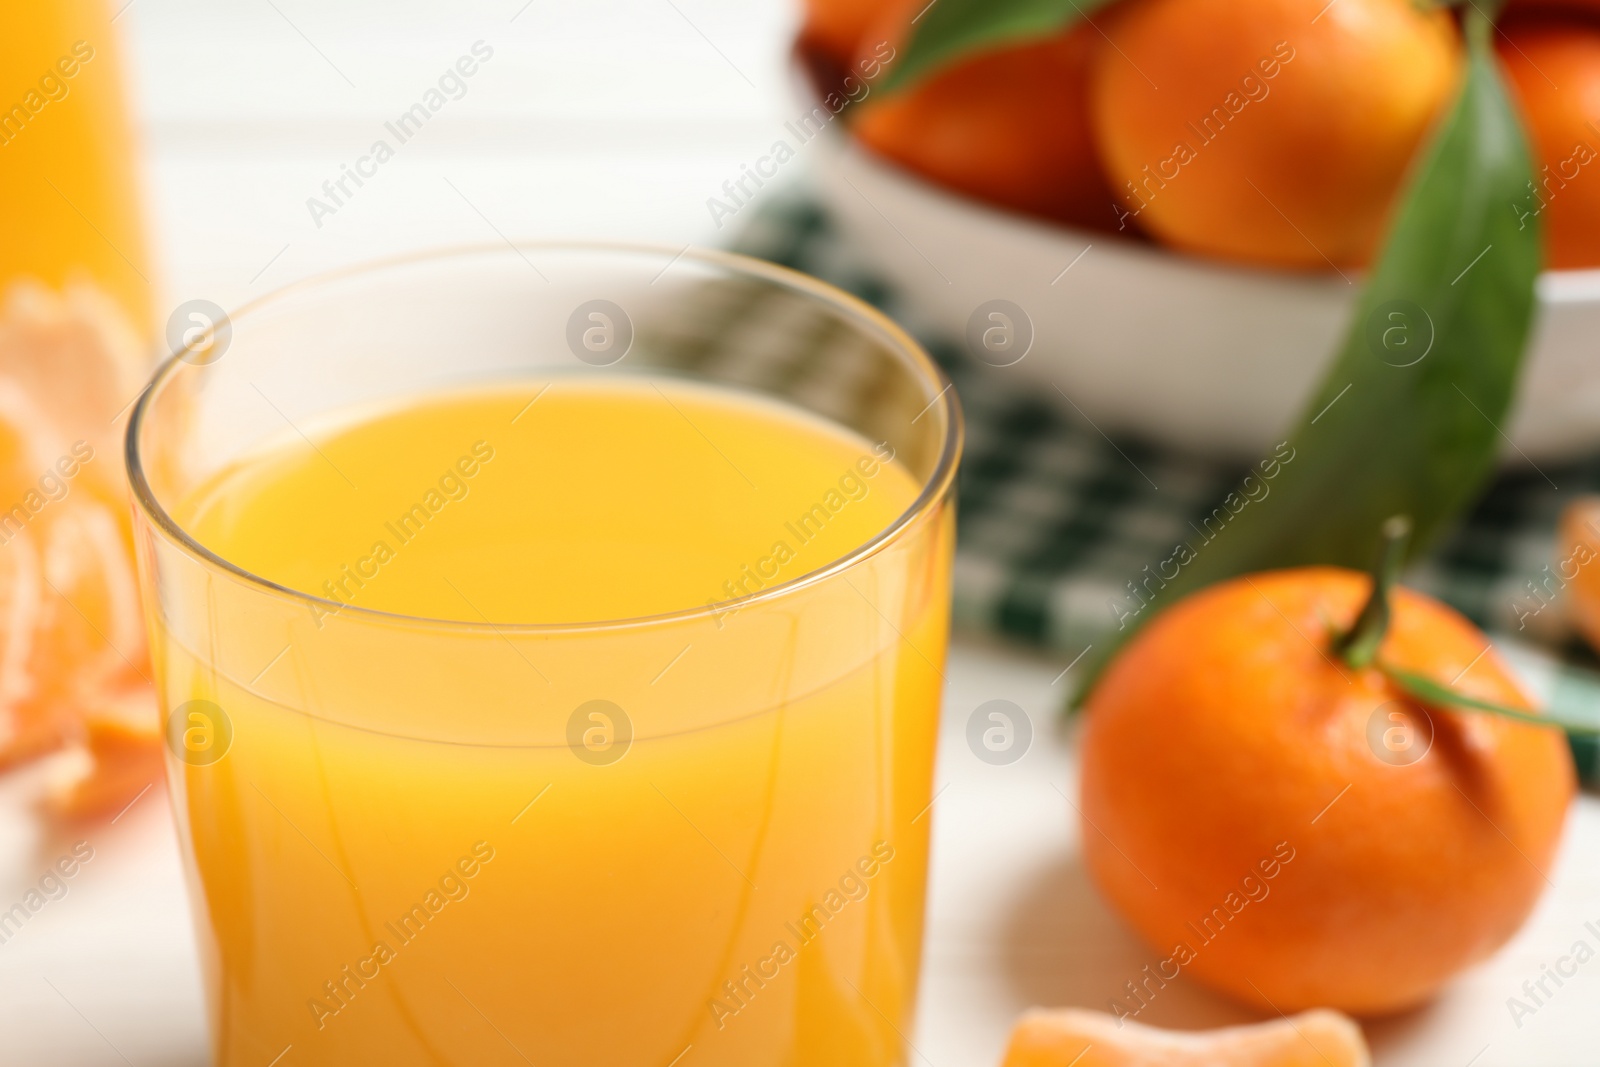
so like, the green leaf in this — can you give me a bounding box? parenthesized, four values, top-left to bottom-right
(1177, 12, 1538, 578)
(881, 0, 1117, 91)
(1382, 665, 1600, 737)
(1073, 8, 1541, 705)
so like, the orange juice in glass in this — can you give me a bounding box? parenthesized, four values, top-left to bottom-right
(128, 246, 961, 1065)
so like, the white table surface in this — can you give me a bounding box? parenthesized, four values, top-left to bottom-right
(2, 2, 1596, 1064)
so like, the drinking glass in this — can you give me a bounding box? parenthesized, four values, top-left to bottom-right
(127, 244, 961, 1066)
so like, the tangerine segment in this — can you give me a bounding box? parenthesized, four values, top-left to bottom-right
(853, 25, 1115, 229)
(0, 378, 77, 508)
(1497, 19, 1600, 269)
(0, 527, 49, 767)
(0, 282, 148, 468)
(47, 685, 164, 821)
(1089, 0, 1460, 269)
(1003, 1007, 1369, 1067)
(1081, 568, 1573, 1014)
(35, 502, 148, 698)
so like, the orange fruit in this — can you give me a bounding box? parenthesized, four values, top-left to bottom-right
(801, 0, 899, 64)
(1497, 19, 1600, 269)
(852, 24, 1115, 229)
(1558, 497, 1600, 650)
(1003, 1007, 1369, 1067)
(1089, 0, 1461, 269)
(1080, 567, 1573, 1014)
(1506, 0, 1600, 17)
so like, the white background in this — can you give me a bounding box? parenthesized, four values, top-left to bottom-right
(129, 0, 803, 317)
(0, 2, 1596, 1064)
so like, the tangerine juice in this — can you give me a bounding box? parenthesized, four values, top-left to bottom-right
(2, 0, 150, 333)
(155, 378, 951, 1066)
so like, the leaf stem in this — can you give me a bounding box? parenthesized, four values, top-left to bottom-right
(1336, 515, 1413, 670)
(1461, 0, 1503, 44)
(1382, 664, 1600, 736)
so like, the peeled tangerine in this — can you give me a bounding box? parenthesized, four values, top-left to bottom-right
(1003, 1008, 1369, 1067)
(0, 281, 159, 817)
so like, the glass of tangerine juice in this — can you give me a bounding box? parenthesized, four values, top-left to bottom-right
(127, 245, 962, 1066)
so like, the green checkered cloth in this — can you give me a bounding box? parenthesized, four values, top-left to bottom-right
(731, 190, 1600, 782)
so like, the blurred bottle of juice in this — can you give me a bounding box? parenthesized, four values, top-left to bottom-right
(0, 0, 151, 338)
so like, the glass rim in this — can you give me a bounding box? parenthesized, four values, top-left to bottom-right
(126, 240, 964, 635)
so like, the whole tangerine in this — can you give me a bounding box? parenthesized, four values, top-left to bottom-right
(852, 23, 1116, 229)
(1497, 18, 1600, 269)
(1088, 0, 1461, 269)
(800, 0, 898, 65)
(1079, 567, 1573, 1014)
(1506, 0, 1600, 18)
(1557, 497, 1600, 651)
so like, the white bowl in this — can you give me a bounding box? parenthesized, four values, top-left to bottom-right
(808, 125, 1600, 460)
